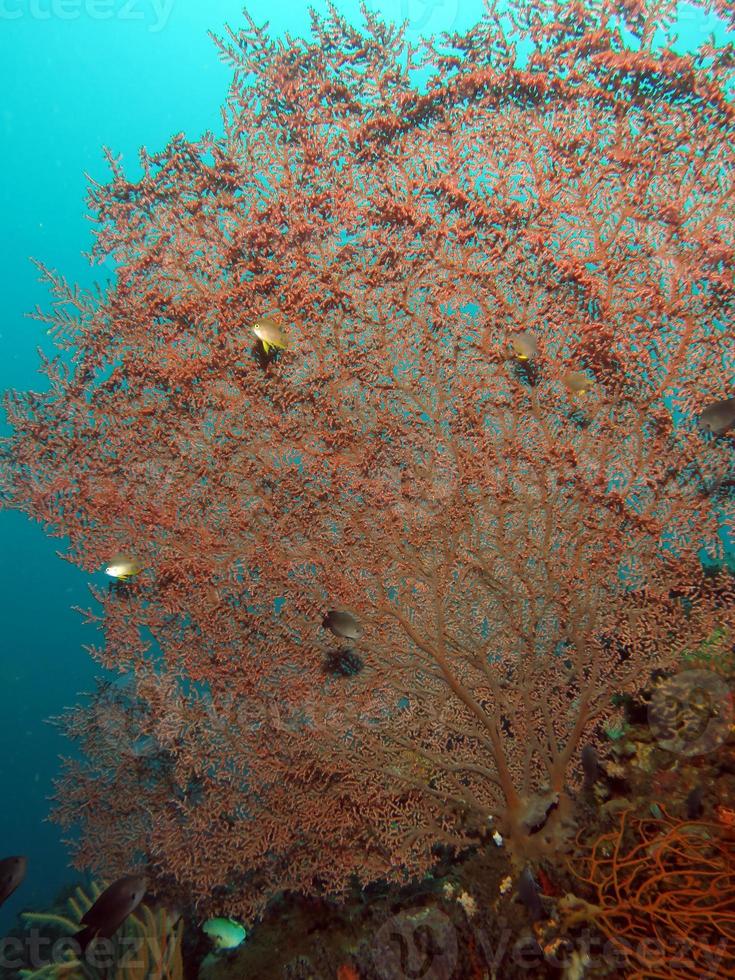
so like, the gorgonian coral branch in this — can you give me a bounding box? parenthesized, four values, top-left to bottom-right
(3, 0, 733, 919)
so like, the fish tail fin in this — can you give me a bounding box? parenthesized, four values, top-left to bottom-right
(74, 926, 98, 954)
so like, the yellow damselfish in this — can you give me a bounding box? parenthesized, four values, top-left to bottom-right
(252, 316, 290, 355)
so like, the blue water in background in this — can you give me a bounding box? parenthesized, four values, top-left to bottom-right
(0, 0, 727, 937)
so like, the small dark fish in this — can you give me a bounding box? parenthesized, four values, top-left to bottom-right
(0, 856, 27, 908)
(75, 874, 148, 953)
(685, 785, 704, 819)
(518, 866, 544, 922)
(699, 396, 735, 436)
(322, 610, 363, 641)
(581, 744, 599, 788)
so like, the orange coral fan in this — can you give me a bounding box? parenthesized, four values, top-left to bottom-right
(4, 0, 735, 921)
(569, 808, 735, 980)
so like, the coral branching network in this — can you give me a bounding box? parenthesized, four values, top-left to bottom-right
(2, 0, 733, 921)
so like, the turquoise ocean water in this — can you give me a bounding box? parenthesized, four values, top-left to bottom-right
(0, 0, 729, 940)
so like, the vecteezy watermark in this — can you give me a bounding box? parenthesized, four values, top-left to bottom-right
(648, 668, 733, 757)
(0, 0, 174, 33)
(378, 452, 460, 528)
(0, 931, 145, 973)
(373, 908, 458, 979)
(382, 0, 461, 35)
(367, 914, 732, 979)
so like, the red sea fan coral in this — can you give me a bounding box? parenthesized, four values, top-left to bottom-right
(568, 807, 735, 979)
(2, 0, 734, 919)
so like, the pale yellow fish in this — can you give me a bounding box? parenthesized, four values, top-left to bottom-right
(252, 316, 290, 354)
(510, 331, 538, 361)
(563, 370, 595, 396)
(105, 556, 142, 581)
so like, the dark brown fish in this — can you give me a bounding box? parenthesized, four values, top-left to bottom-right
(75, 874, 148, 953)
(699, 396, 735, 436)
(518, 866, 544, 922)
(581, 744, 599, 788)
(685, 784, 704, 819)
(0, 856, 27, 908)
